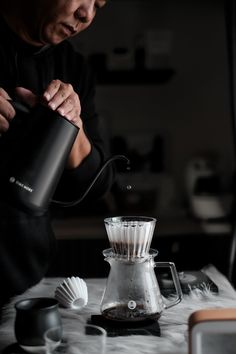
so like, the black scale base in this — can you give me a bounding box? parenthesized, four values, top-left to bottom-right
(89, 314, 161, 337)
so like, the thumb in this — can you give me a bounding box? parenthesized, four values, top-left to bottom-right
(15, 87, 38, 108)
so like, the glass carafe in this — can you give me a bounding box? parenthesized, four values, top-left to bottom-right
(101, 248, 182, 322)
(100, 216, 183, 322)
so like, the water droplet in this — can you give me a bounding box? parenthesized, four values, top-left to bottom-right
(126, 165, 131, 171)
(126, 185, 132, 190)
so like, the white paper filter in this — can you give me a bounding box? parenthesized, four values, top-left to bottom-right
(104, 216, 156, 259)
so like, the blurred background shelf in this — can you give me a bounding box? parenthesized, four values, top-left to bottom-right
(94, 68, 175, 85)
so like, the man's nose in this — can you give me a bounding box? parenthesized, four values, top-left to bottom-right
(76, 2, 95, 23)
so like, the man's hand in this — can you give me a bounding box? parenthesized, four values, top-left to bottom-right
(0, 88, 16, 134)
(16, 82, 91, 168)
(42, 79, 91, 168)
(42, 79, 82, 128)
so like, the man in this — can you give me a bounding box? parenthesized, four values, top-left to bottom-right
(0, 0, 114, 306)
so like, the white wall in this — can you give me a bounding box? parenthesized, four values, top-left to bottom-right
(72, 0, 235, 208)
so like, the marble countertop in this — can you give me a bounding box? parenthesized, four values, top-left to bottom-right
(0, 265, 236, 354)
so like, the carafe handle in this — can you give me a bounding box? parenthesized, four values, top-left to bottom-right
(155, 262, 183, 309)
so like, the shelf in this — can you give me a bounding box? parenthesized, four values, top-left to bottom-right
(51, 215, 217, 240)
(94, 68, 175, 85)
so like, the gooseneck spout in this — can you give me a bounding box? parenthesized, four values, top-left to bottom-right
(52, 154, 130, 207)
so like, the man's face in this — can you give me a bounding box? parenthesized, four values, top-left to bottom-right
(30, 0, 107, 45)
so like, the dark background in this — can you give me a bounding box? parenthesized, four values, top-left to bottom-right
(47, 0, 236, 281)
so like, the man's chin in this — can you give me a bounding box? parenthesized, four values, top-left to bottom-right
(39, 35, 65, 46)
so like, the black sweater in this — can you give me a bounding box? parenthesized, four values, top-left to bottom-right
(0, 18, 114, 305)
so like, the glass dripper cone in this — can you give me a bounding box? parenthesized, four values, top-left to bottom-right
(104, 216, 156, 260)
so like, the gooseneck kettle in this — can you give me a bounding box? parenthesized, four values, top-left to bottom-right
(0, 101, 129, 215)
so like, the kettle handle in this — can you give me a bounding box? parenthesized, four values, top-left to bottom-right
(8, 100, 31, 114)
(155, 262, 183, 309)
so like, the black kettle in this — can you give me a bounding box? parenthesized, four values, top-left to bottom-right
(0, 102, 79, 215)
(0, 101, 129, 215)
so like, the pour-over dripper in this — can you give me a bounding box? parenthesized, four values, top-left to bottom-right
(104, 216, 156, 260)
